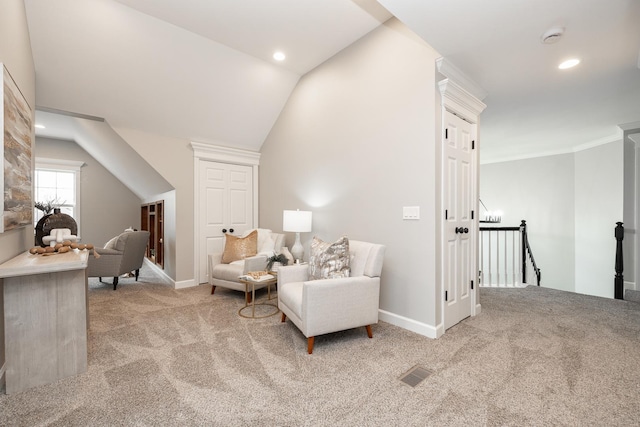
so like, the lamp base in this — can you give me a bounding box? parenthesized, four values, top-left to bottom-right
(291, 232, 304, 262)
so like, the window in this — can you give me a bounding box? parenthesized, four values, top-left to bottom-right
(34, 158, 84, 235)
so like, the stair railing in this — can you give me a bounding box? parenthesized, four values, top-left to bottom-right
(479, 219, 540, 287)
(520, 220, 541, 286)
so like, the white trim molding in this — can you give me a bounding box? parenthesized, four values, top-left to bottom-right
(438, 78, 487, 124)
(191, 141, 261, 165)
(378, 310, 443, 339)
(436, 57, 488, 101)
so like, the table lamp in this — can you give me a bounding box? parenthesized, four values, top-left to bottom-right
(283, 209, 312, 262)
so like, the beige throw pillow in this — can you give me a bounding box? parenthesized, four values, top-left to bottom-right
(222, 230, 258, 264)
(309, 236, 350, 280)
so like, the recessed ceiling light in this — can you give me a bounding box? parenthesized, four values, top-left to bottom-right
(559, 59, 580, 69)
(35, 124, 45, 129)
(273, 51, 286, 61)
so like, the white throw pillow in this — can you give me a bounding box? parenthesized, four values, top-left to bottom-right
(243, 228, 274, 254)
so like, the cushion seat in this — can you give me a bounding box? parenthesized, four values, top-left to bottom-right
(208, 229, 286, 302)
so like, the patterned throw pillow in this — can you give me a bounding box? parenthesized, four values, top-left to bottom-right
(309, 236, 351, 280)
(222, 230, 258, 264)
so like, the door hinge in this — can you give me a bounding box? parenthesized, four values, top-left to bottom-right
(471, 210, 474, 220)
(472, 140, 475, 149)
(445, 290, 448, 301)
(471, 280, 474, 290)
(445, 129, 448, 139)
(445, 209, 448, 220)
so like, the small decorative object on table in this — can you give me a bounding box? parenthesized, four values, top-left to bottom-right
(266, 253, 289, 272)
(238, 270, 279, 318)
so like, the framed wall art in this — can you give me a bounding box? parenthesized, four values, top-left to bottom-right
(1, 63, 33, 233)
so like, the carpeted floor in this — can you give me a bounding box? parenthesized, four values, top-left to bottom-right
(1, 265, 639, 426)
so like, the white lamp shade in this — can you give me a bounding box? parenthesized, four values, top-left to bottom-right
(283, 210, 312, 232)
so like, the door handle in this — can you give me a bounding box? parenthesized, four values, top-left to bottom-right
(229, 228, 234, 233)
(464, 228, 469, 233)
(455, 227, 470, 234)
(222, 228, 227, 233)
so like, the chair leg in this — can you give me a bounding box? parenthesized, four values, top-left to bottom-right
(135, 269, 140, 281)
(113, 276, 118, 290)
(307, 337, 315, 354)
(210, 285, 216, 295)
(281, 312, 286, 322)
(366, 325, 373, 338)
(98, 277, 102, 282)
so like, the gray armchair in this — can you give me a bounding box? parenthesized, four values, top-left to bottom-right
(87, 231, 150, 290)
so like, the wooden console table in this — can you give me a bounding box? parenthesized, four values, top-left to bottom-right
(0, 250, 89, 394)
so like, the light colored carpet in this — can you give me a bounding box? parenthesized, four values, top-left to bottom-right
(1, 265, 639, 426)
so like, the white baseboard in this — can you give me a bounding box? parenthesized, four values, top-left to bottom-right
(143, 258, 177, 287)
(175, 279, 197, 289)
(378, 309, 442, 339)
(474, 303, 482, 315)
(624, 281, 636, 291)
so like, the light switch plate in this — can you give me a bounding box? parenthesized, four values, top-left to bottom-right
(403, 206, 420, 220)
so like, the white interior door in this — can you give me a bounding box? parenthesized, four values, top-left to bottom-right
(443, 111, 476, 330)
(198, 161, 253, 283)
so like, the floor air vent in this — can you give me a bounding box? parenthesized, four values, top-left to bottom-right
(399, 365, 432, 387)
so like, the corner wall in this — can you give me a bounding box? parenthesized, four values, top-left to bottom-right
(0, 0, 35, 388)
(480, 140, 624, 297)
(480, 154, 576, 292)
(574, 141, 623, 298)
(114, 128, 192, 283)
(35, 137, 142, 246)
(259, 19, 443, 334)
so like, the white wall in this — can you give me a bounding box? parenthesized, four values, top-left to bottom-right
(0, 0, 35, 385)
(574, 141, 623, 298)
(480, 154, 576, 292)
(35, 137, 142, 246)
(481, 141, 624, 297)
(0, 0, 35, 264)
(259, 19, 443, 335)
(114, 127, 193, 283)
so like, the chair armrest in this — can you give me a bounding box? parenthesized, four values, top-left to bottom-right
(278, 264, 309, 285)
(243, 255, 268, 274)
(209, 253, 223, 267)
(302, 276, 380, 337)
(94, 248, 123, 256)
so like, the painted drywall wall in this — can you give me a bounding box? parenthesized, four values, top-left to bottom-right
(259, 18, 443, 335)
(114, 127, 193, 283)
(34, 137, 141, 247)
(0, 0, 35, 388)
(574, 141, 623, 298)
(480, 154, 576, 292)
(0, 0, 35, 264)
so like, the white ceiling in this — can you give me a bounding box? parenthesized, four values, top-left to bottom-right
(25, 0, 640, 161)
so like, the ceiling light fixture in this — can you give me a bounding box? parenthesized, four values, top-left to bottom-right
(559, 58, 580, 69)
(273, 51, 286, 61)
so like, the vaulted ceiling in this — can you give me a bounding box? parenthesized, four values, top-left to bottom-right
(25, 0, 640, 162)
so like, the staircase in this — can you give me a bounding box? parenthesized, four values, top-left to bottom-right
(479, 220, 541, 288)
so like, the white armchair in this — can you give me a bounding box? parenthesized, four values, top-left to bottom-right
(278, 240, 386, 354)
(209, 230, 286, 303)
